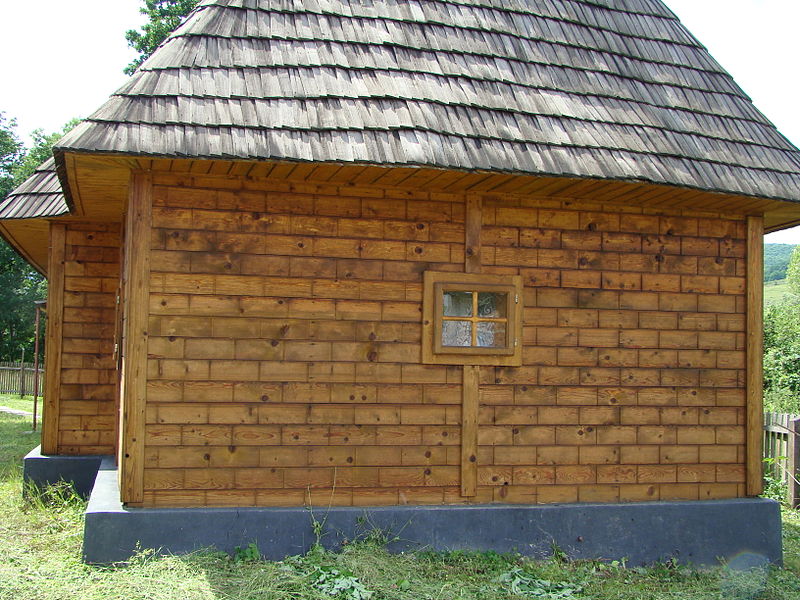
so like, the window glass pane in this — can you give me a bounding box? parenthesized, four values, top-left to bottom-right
(477, 321, 506, 348)
(477, 292, 507, 318)
(442, 320, 472, 347)
(443, 291, 473, 317)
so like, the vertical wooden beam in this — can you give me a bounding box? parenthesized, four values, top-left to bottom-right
(461, 194, 482, 496)
(461, 364, 480, 496)
(746, 216, 764, 496)
(464, 194, 482, 274)
(42, 222, 65, 455)
(119, 172, 153, 505)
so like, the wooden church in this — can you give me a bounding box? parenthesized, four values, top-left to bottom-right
(2, 0, 798, 562)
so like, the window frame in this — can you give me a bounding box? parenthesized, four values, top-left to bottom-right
(422, 271, 523, 366)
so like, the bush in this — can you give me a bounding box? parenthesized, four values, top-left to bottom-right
(763, 294, 800, 413)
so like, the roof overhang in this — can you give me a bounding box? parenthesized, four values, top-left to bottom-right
(5, 151, 800, 276)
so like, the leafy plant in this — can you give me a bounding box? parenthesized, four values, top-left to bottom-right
(763, 457, 789, 504)
(498, 567, 584, 598)
(282, 545, 374, 600)
(550, 540, 569, 564)
(763, 294, 800, 413)
(232, 542, 260, 563)
(310, 565, 374, 599)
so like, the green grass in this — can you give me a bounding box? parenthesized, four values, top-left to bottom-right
(0, 410, 799, 599)
(0, 393, 39, 415)
(765, 279, 794, 305)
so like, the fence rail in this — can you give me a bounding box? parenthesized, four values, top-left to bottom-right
(763, 412, 800, 507)
(0, 361, 43, 397)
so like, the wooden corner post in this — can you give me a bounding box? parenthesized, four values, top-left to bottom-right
(746, 216, 764, 496)
(119, 171, 153, 504)
(789, 417, 800, 508)
(42, 222, 66, 455)
(461, 194, 482, 496)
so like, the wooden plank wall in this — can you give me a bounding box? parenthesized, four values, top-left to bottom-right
(140, 173, 747, 507)
(56, 222, 121, 454)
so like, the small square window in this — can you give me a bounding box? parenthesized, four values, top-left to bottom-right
(423, 271, 523, 366)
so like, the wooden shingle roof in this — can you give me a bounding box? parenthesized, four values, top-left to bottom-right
(38, 0, 800, 204)
(0, 158, 68, 219)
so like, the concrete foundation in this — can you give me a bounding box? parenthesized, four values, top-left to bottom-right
(20, 449, 783, 565)
(79, 456, 783, 566)
(23, 445, 106, 498)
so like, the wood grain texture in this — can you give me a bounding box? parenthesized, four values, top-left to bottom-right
(461, 364, 479, 497)
(462, 194, 482, 496)
(42, 222, 66, 455)
(120, 172, 153, 504)
(746, 216, 764, 496)
(58, 222, 121, 455)
(465, 194, 482, 275)
(134, 172, 750, 508)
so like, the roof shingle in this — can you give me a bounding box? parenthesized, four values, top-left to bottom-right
(12, 0, 800, 208)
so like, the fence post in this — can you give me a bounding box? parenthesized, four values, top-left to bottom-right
(32, 302, 43, 431)
(18, 348, 25, 398)
(790, 417, 800, 509)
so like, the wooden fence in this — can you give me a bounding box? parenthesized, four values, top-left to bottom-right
(0, 361, 43, 397)
(763, 412, 800, 507)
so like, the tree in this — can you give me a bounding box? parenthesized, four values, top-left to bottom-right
(763, 243, 796, 282)
(11, 119, 81, 186)
(0, 117, 78, 362)
(786, 245, 800, 296)
(0, 242, 46, 362)
(124, 0, 200, 75)
(0, 112, 24, 200)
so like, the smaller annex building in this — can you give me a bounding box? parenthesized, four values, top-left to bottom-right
(1, 0, 797, 563)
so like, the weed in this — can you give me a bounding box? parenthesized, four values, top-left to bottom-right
(497, 567, 584, 598)
(310, 565, 374, 599)
(549, 540, 569, 563)
(763, 457, 790, 504)
(23, 479, 84, 508)
(232, 542, 261, 563)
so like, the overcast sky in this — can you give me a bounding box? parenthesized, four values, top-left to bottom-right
(1, 0, 798, 242)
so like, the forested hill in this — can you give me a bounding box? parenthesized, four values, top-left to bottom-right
(765, 243, 796, 282)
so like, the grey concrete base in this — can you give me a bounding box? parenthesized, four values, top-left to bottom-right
(84, 458, 783, 566)
(23, 445, 106, 498)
